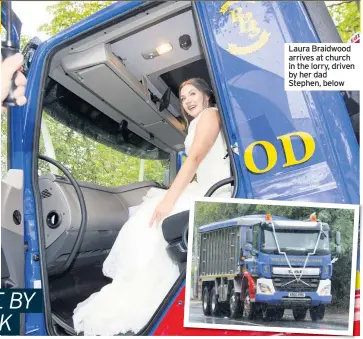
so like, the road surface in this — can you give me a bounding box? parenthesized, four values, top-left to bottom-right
(188, 300, 349, 332)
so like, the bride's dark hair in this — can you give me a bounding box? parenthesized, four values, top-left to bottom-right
(178, 78, 215, 128)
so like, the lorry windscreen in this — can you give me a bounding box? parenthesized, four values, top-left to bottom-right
(261, 229, 330, 255)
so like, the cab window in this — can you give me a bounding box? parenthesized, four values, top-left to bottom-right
(39, 111, 170, 187)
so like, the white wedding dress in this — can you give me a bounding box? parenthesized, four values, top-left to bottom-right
(72, 108, 232, 335)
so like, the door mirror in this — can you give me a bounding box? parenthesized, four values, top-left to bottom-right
(22, 36, 42, 76)
(245, 243, 253, 252)
(251, 249, 258, 256)
(322, 223, 329, 232)
(335, 244, 341, 255)
(246, 229, 253, 244)
(335, 231, 341, 246)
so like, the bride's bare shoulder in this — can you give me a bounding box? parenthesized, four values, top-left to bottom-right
(206, 106, 218, 112)
(201, 107, 219, 116)
(195, 107, 220, 130)
(202, 107, 220, 120)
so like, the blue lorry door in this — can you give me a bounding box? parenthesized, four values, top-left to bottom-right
(194, 1, 359, 204)
(4, 2, 145, 335)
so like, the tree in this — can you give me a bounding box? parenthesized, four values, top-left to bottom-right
(20, 34, 31, 51)
(1, 111, 7, 177)
(38, 1, 114, 36)
(327, 1, 360, 42)
(194, 202, 354, 254)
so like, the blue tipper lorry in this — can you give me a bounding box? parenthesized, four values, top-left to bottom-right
(198, 214, 341, 322)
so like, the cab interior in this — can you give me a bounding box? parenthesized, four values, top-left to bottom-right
(34, 1, 233, 335)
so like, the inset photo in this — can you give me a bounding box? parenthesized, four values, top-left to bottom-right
(184, 198, 359, 336)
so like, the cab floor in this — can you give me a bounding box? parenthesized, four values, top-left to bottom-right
(48, 262, 186, 332)
(49, 264, 111, 329)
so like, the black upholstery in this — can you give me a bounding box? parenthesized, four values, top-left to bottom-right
(162, 210, 190, 266)
(162, 210, 190, 242)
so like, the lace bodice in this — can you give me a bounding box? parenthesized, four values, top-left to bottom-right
(184, 107, 231, 195)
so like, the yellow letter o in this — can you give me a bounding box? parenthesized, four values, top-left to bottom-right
(244, 141, 277, 174)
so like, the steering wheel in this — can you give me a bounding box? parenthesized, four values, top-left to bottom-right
(182, 223, 188, 251)
(39, 154, 87, 275)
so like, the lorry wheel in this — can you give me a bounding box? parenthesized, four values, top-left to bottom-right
(229, 288, 242, 319)
(293, 308, 307, 321)
(255, 304, 263, 320)
(261, 304, 276, 321)
(211, 287, 220, 316)
(243, 290, 256, 320)
(276, 308, 284, 320)
(310, 305, 325, 321)
(202, 286, 211, 316)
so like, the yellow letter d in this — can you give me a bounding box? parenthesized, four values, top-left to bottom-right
(277, 132, 315, 168)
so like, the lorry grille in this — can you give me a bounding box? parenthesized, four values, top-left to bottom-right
(272, 276, 319, 292)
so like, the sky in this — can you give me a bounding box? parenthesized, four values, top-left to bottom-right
(12, 1, 58, 41)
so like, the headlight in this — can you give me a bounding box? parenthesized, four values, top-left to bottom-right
(320, 284, 331, 296)
(258, 283, 272, 294)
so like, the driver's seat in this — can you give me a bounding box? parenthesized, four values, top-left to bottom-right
(161, 210, 189, 272)
(161, 176, 234, 272)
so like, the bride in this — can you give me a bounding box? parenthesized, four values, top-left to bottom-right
(72, 78, 232, 335)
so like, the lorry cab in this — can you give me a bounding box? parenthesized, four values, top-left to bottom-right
(1, 0, 359, 336)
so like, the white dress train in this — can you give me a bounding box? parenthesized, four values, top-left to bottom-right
(72, 108, 232, 335)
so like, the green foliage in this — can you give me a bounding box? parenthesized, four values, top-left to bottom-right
(194, 202, 355, 253)
(20, 35, 31, 51)
(1, 111, 7, 178)
(39, 113, 168, 187)
(38, 1, 115, 36)
(328, 1, 360, 42)
(1, 28, 6, 41)
(331, 252, 352, 310)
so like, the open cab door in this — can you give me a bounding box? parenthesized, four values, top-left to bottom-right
(1, 0, 24, 291)
(1, 1, 27, 335)
(1, 2, 45, 335)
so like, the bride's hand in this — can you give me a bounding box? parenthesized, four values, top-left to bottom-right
(149, 199, 174, 228)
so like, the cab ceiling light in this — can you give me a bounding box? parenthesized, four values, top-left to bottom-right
(142, 42, 173, 60)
